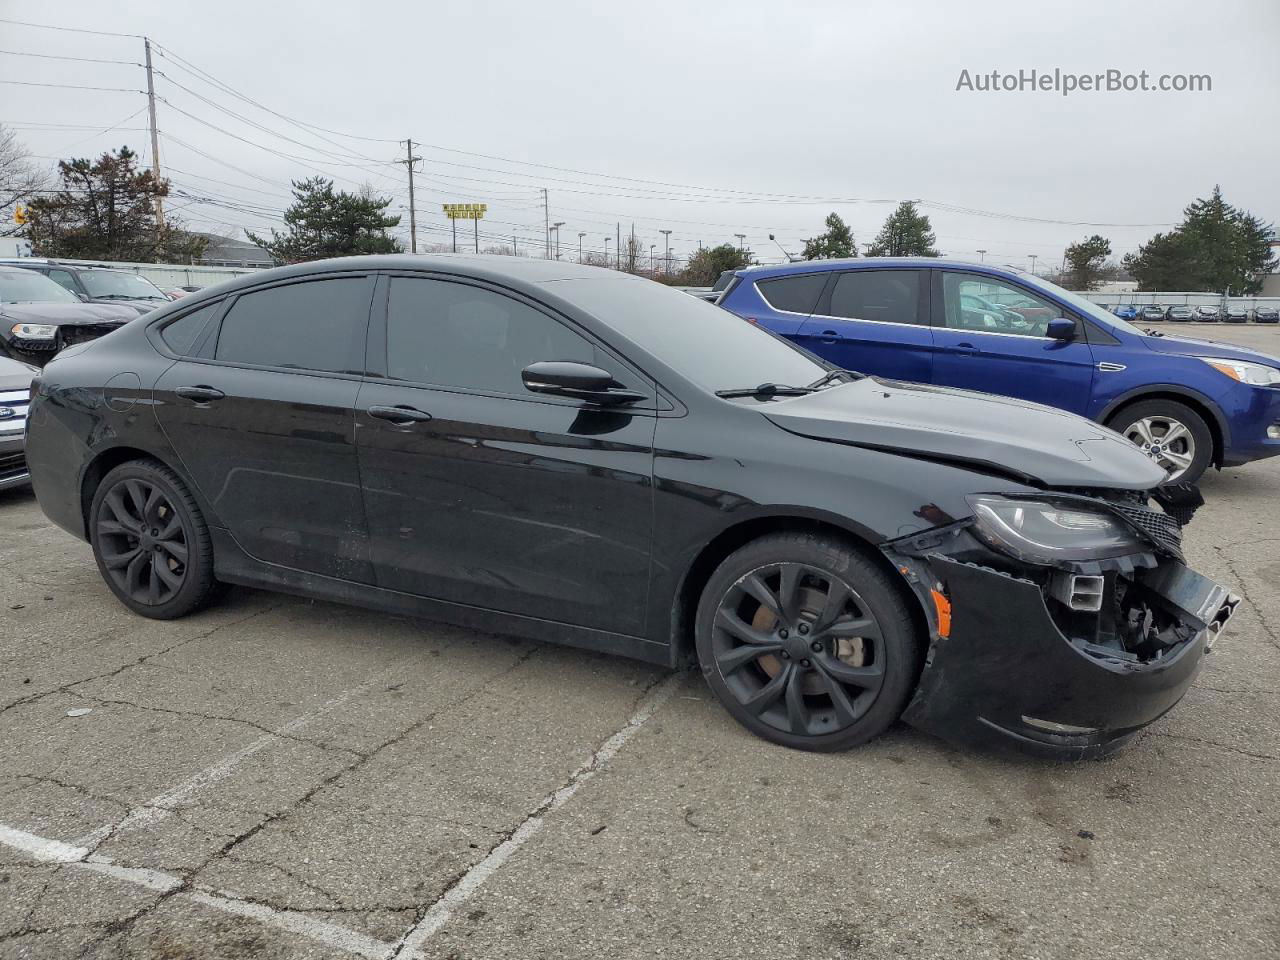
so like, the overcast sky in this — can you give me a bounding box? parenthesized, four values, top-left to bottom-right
(3, 0, 1277, 269)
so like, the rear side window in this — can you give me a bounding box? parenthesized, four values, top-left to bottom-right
(828, 270, 922, 325)
(160, 302, 221, 355)
(756, 274, 827, 314)
(214, 277, 373, 373)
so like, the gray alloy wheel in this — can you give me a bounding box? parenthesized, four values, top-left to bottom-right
(1123, 415, 1196, 481)
(695, 532, 922, 752)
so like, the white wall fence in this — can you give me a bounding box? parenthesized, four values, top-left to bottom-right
(1083, 290, 1280, 310)
(1, 256, 268, 291)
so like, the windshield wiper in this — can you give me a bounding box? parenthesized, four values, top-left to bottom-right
(806, 368, 864, 389)
(716, 368, 864, 400)
(715, 382, 816, 399)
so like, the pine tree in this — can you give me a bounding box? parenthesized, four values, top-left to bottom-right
(864, 202, 940, 258)
(248, 177, 401, 262)
(802, 213, 856, 260)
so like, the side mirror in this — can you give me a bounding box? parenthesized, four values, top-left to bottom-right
(74, 291, 90, 302)
(1046, 318, 1076, 341)
(522, 361, 646, 405)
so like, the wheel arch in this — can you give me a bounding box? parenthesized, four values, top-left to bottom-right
(667, 512, 928, 667)
(79, 445, 191, 536)
(1100, 387, 1227, 468)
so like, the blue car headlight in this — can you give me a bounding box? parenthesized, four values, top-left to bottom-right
(967, 495, 1146, 565)
(1198, 357, 1280, 387)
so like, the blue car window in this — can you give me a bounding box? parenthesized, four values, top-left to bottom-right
(942, 273, 1060, 338)
(756, 273, 827, 314)
(827, 271, 921, 325)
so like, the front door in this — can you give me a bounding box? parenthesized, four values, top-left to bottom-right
(792, 269, 933, 383)
(153, 274, 377, 582)
(930, 270, 1096, 415)
(355, 274, 657, 637)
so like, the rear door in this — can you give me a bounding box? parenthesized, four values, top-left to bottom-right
(930, 270, 1096, 414)
(792, 268, 932, 382)
(152, 273, 377, 582)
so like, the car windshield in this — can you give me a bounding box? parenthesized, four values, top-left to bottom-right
(80, 270, 168, 300)
(0, 270, 81, 304)
(557, 276, 827, 393)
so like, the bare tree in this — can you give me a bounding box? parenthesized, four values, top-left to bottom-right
(1, 125, 49, 238)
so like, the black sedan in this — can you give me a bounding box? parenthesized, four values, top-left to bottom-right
(24, 256, 1238, 759)
(0, 266, 138, 366)
(1166, 305, 1195, 322)
(1255, 306, 1279, 324)
(1224, 306, 1249, 324)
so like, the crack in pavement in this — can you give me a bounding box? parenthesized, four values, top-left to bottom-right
(0, 603, 285, 719)
(1147, 730, 1279, 762)
(1213, 545, 1280, 653)
(7, 773, 133, 815)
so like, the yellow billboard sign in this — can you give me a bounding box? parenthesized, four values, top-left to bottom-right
(442, 203, 487, 220)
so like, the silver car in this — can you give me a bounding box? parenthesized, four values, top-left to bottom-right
(0, 355, 37, 491)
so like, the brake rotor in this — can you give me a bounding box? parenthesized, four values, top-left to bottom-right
(752, 581, 866, 695)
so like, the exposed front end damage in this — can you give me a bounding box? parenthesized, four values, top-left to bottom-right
(884, 488, 1240, 759)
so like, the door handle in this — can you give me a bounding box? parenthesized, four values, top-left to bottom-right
(818, 329, 842, 344)
(175, 385, 225, 403)
(367, 404, 433, 425)
(951, 342, 979, 354)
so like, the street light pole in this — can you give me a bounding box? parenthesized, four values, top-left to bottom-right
(976, 249, 986, 263)
(578, 231, 585, 263)
(603, 236, 611, 266)
(660, 229, 672, 276)
(1028, 254, 1038, 276)
(735, 233, 746, 251)
(552, 222, 565, 260)
(650, 244, 656, 271)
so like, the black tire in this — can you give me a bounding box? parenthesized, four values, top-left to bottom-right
(89, 459, 222, 619)
(695, 532, 922, 752)
(1107, 399, 1213, 485)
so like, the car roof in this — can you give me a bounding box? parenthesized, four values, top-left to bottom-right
(733, 257, 1033, 280)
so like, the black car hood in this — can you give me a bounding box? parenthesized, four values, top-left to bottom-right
(0, 302, 137, 326)
(762, 378, 1168, 489)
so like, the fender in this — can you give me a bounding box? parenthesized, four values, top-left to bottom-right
(1095, 383, 1230, 454)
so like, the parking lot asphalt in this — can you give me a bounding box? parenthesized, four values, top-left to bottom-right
(1, 324, 1278, 960)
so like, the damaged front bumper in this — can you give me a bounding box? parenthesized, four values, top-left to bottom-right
(884, 501, 1240, 760)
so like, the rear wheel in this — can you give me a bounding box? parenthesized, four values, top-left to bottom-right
(1108, 399, 1212, 484)
(90, 460, 222, 619)
(695, 532, 922, 752)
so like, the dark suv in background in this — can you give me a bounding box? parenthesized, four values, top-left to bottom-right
(0, 259, 171, 316)
(0, 266, 137, 366)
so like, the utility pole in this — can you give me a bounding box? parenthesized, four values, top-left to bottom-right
(660, 229, 672, 276)
(615, 223, 621, 269)
(542, 188, 550, 259)
(577, 232, 585, 263)
(399, 139, 422, 253)
(143, 38, 165, 232)
(976, 249, 986, 263)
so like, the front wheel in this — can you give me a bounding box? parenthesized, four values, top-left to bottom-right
(1107, 399, 1212, 484)
(90, 459, 222, 619)
(695, 532, 922, 752)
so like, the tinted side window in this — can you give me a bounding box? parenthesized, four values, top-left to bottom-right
(828, 270, 921, 324)
(47, 269, 78, 292)
(214, 277, 373, 372)
(160, 302, 221, 355)
(386, 277, 595, 394)
(756, 274, 827, 314)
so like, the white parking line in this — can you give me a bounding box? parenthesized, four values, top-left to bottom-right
(0, 822, 396, 959)
(76, 657, 418, 848)
(390, 670, 686, 956)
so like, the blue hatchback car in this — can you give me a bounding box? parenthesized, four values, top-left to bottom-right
(718, 259, 1280, 484)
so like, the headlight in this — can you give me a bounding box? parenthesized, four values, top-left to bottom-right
(9, 323, 57, 340)
(1198, 357, 1280, 386)
(966, 495, 1146, 565)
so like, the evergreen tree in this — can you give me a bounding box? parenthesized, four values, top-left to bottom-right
(1063, 234, 1112, 290)
(864, 202, 940, 257)
(801, 213, 856, 260)
(679, 243, 753, 286)
(248, 177, 401, 262)
(25, 146, 206, 262)
(1125, 186, 1276, 294)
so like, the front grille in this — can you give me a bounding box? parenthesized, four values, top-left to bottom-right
(59, 324, 117, 347)
(0, 450, 26, 482)
(1111, 502, 1183, 559)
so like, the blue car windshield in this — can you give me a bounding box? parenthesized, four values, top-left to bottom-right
(1026, 274, 1146, 336)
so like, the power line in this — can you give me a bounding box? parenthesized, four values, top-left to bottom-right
(0, 79, 142, 93)
(0, 48, 139, 65)
(0, 17, 143, 39)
